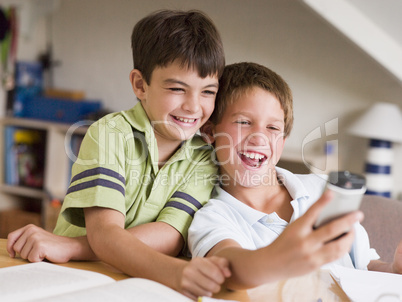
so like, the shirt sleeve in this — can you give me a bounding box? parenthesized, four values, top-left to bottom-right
(55, 118, 128, 233)
(350, 222, 380, 270)
(156, 154, 218, 242)
(188, 200, 253, 257)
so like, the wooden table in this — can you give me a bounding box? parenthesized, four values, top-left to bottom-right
(0, 238, 349, 301)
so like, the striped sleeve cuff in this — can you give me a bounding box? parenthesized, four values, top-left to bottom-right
(66, 167, 126, 196)
(164, 191, 203, 218)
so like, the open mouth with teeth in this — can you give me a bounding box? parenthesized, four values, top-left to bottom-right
(172, 115, 198, 125)
(239, 151, 268, 168)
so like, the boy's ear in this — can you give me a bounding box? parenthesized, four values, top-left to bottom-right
(130, 69, 147, 100)
(200, 121, 215, 145)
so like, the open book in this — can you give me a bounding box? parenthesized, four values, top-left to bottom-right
(330, 264, 402, 302)
(0, 262, 232, 302)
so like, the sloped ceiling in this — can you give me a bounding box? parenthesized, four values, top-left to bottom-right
(302, 0, 402, 83)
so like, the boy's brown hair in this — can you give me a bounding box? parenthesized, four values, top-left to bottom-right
(210, 62, 294, 137)
(131, 9, 225, 84)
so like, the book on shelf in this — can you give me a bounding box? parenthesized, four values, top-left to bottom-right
(0, 262, 234, 302)
(4, 126, 17, 185)
(3, 126, 46, 189)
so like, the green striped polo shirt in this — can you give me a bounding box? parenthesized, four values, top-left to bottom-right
(53, 102, 218, 241)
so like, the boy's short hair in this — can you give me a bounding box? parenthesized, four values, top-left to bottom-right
(131, 9, 225, 84)
(210, 62, 294, 137)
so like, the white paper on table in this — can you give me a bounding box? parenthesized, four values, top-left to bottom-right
(330, 264, 402, 302)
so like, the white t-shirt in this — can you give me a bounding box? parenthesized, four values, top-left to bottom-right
(188, 167, 379, 270)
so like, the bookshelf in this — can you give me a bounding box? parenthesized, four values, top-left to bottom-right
(0, 117, 87, 236)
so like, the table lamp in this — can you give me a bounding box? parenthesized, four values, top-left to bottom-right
(348, 102, 402, 198)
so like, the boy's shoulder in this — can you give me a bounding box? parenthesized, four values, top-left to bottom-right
(185, 134, 213, 150)
(276, 167, 327, 203)
(174, 135, 215, 167)
(89, 102, 148, 133)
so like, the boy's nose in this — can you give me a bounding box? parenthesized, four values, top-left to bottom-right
(246, 132, 269, 146)
(182, 94, 200, 113)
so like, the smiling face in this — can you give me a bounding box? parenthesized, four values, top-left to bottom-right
(131, 60, 219, 151)
(212, 87, 286, 192)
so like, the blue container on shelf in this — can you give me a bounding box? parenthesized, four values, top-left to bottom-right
(15, 96, 102, 124)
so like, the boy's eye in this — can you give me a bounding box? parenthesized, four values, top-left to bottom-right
(236, 120, 250, 125)
(168, 87, 185, 92)
(203, 90, 217, 96)
(267, 126, 281, 132)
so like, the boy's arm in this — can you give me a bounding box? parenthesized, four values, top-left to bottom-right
(6, 222, 182, 263)
(84, 206, 230, 300)
(7, 225, 97, 262)
(367, 240, 402, 274)
(127, 221, 184, 256)
(7, 220, 192, 263)
(206, 191, 364, 290)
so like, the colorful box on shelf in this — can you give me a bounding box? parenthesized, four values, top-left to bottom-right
(15, 61, 43, 89)
(14, 96, 102, 124)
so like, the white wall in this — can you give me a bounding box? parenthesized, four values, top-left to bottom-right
(2, 0, 402, 198)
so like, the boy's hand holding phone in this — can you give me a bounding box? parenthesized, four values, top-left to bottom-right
(268, 187, 364, 279)
(314, 171, 366, 229)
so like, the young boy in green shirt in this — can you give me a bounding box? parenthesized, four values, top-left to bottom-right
(7, 9, 230, 300)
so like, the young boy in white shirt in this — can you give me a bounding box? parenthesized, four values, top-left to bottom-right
(189, 62, 402, 290)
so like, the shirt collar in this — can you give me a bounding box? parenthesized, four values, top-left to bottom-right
(123, 102, 153, 135)
(122, 102, 211, 163)
(275, 166, 310, 201)
(212, 186, 269, 225)
(212, 167, 312, 226)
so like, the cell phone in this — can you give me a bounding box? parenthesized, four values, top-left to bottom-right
(314, 171, 366, 229)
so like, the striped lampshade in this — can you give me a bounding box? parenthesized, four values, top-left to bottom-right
(348, 102, 402, 198)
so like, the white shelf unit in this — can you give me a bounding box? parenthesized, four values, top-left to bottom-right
(0, 117, 87, 232)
